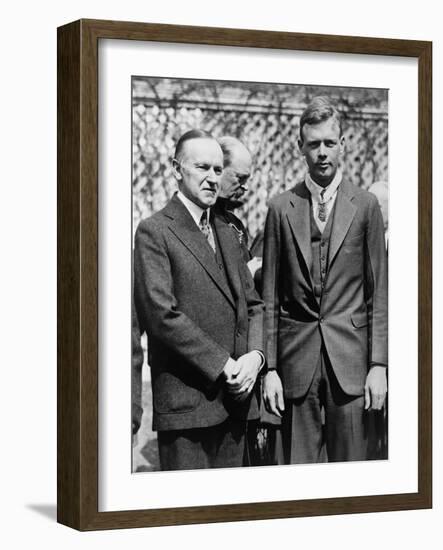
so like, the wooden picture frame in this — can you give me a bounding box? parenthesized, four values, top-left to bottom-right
(57, 18, 432, 530)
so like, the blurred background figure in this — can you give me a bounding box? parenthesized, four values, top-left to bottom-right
(368, 180, 389, 244)
(367, 179, 389, 459)
(217, 136, 262, 282)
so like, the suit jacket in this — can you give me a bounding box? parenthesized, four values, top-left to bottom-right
(134, 194, 264, 431)
(213, 198, 251, 263)
(132, 297, 144, 435)
(262, 179, 388, 399)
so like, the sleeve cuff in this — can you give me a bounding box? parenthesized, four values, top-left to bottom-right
(253, 350, 266, 372)
(370, 362, 388, 369)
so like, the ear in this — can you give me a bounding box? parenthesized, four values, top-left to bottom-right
(297, 138, 304, 154)
(172, 158, 182, 181)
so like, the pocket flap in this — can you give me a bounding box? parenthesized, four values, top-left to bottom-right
(351, 313, 368, 328)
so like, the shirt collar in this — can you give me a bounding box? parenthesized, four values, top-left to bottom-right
(177, 191, 209, 227)
(305, 169, 343, 202)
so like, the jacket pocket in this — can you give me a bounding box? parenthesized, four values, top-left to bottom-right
(351, 312, 368, 329)
(278, 316, 298, 333)
(345, 231, 364, 244)
(153, 371, 202, 414)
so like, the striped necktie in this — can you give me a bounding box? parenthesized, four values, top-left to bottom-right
(199, 211, 216, 252)
(318, 188, 327, 222)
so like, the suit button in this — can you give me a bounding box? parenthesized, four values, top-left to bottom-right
(321, 242, 325, 247)
(236, 329, 241, 336)
(319, 317, 324, 323)
(218, 264, 223, 270)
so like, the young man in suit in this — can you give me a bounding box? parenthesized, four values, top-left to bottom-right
(262, 97, 388, 463)
(134, 129, 264, 470)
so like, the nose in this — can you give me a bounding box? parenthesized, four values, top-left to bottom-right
(318, 142, 327, 158)
(238, 175, 249, 191)
(206, 167, 219, 183)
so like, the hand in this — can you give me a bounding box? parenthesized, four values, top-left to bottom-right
(247, 256, 262, 278)
(223, 357, 240, 382)
(364, 366, 387, 410)
(225, 351, 262, 401)
(263, 370, 285, 417)
(223, 358, 247, 401)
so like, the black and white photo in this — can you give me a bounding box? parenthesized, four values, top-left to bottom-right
(131, 76, 389, 472)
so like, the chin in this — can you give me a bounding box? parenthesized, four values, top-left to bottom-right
(316, 169, 330, 177)
(228, 198, 244, 209)
(315, 173, 332, 184)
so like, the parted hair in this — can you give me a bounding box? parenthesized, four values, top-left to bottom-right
(299, 96, 342, 143)
(174, 129, 215, 162)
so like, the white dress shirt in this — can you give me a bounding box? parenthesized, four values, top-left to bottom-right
(305, 169, 343, 233)
(177, 191, 216, 252)
(177, 191, 210, 228)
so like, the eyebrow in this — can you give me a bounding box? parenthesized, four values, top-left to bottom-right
(194, 161, 223, 169)
(307, 138, 338, 144)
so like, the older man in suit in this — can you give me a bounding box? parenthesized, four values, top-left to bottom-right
(215, 136, 262, 282)
(262, 97, 388, 463)
(134, 129, 264, 470)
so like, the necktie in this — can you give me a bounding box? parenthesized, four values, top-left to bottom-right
(199, 211, 216, 252)
(318, 189, 327, 222)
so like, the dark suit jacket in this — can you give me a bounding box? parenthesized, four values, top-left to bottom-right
(134, 194, 264, 431)
(262, 179, 388, 399)
(132, 298, 144, 435)
(214, 199, 251, 263)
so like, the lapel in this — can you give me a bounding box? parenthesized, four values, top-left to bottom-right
(286, 182, 313, 284)
(328, 179, 357, 268)
(213, 213, 242, 302)
(164, 195, 236, 308)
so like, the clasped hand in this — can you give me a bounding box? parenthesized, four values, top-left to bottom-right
(223, 351, 262, 401)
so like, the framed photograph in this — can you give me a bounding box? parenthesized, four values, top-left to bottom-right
(57, 19, 432, 530)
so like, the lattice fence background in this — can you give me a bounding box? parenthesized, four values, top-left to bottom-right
(133, 77, 388, 239)
(131, 78, 388, 471)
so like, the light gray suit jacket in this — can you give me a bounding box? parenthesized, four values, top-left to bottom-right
(262, 179, 388, 399)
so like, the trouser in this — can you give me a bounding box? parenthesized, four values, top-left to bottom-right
(157, 417, 245, 471)
(281, 350, 368, 464)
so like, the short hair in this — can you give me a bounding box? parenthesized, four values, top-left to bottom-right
(299, 96, 342, 142)
(174, 129, 215, 162)
(218, 136, 249, 167)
